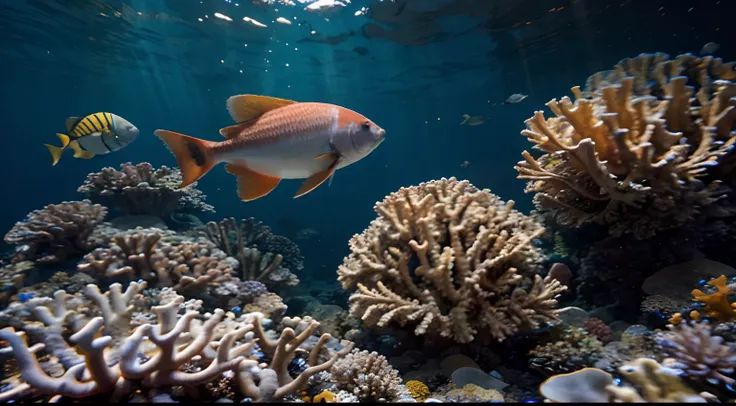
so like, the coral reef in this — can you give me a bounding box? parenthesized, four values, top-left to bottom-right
(515, 53, 736, 239)
(583, 318, 613, 344)
(78, 229, 233, 297)
(77, 162, 214, 217)
(691, 275, 736, 321)
(338, 177, 565, 343)
(4, 200, 107, 264)
(205, 218, 301, 289)
(0, 282, 355, 402)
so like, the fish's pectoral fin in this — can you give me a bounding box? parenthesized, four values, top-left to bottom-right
(294, 158, 340, 198)
(314, 152, 339, 160)
(219, 124, 242, 139)
(226, 94, 297, 123)
(55, 133, 71, 148)
(45, 144, 64, 166)
(225, 163, 281, 202)
(69, 140, 96, 159)
(65, 117, 80, 132)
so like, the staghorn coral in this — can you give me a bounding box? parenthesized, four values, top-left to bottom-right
(77, 162, 214, 217)
(338, 177, 566, 343)
(515, 53, 736, 239)
(205, 218, 301, 289)
(330, 349, 404, 402)
(657, 320, 736, 385)
(539, 358, 712, 402)
(4, 200, 107, 264)
(238, 313, 354, 402)
(78, 229, 233, 297)
(0, 284, 249, 401)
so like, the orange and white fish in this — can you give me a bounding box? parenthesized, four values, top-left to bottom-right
(155, 94, 386, 201)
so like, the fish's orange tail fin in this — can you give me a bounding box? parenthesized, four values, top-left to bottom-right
(155, 129, 218, 188)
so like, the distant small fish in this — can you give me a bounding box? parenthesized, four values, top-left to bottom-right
(504, 93, 528, 104)
(461, 160, 470, 167)
(701, 42, 719, 55)
(276, 17, 292, 25)
(45, 113, 139, 166)
(460, 114, 485, 126)
(353, 46, 370, 56)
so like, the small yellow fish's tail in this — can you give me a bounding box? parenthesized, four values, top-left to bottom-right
(44, 133, 72, 166)
(155, 129, 218, 188)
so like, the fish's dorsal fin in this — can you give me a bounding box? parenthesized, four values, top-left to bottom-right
(65, 117, 81, 132)
(219, 124, 242, 139)
(226, 94, 297, 123)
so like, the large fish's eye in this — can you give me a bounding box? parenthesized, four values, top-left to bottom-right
(361, 121, 371, 130)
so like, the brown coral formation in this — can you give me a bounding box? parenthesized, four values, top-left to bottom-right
(78, 230, 233, 296)
(205, 218, 301, 289)
(4, 200, 107, 264)
(330, 349, 404, 402)
(338, 177, 565, 343)
(77, 162, 214, 217)
(515, 53, 736, 239)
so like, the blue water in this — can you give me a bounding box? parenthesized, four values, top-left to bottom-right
(1, 0, 732, 276)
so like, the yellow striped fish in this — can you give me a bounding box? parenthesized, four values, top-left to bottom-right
(45, 112, 139, 166)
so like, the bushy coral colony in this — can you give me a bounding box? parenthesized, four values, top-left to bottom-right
(1, 52, 735, 403)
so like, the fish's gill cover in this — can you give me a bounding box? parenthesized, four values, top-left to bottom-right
(337, 177, 566, 344)
(515, 52, 736, 240)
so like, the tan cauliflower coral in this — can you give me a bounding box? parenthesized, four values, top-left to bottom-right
(337, 177, 566, 343)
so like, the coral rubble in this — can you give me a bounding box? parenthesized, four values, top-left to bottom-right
(338, 177, 565, 343)
(77, 162, 214, 217)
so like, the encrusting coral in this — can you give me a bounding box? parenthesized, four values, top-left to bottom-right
(338, 177, 566, 343)
(4, 200, 107, 264)
(77, 162, 214, 217)
(539, 358, 714, 402)
(515, 52, 736, 239)
(77, 229, 234, 297)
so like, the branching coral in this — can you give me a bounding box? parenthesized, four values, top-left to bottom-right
(657, 320, 736, 385)
(539, 358, 713, 402)
(237, 313, 354, 402)
(77, 162, 214, 217)
(330, 349, 404, 402)
(338, 177, 565, 343)
(691, 275, 736, 321)
(78, 230, 233, 296)
(515, 53, 736, 239)
(4, 200, 107, 264)
(0, 282, 354, 402)
(205, 218, 301, 289)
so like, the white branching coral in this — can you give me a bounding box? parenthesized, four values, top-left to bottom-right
(338, 177, 565, 343)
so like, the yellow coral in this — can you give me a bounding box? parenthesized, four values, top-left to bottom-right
(691, 275, 736, 321)
(406, 380, 430, 401)
(313, 390, 337, 403)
